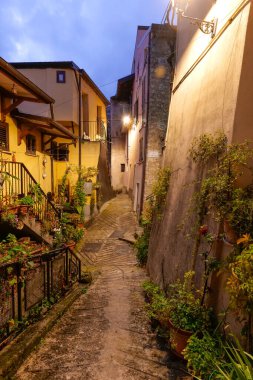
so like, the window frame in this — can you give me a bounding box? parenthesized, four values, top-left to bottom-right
(56, 70, 66, 84)
(26, 134, 36, 155)
(51, 141, 69, 161)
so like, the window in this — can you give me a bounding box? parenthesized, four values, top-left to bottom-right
(51, 142, 69, 161)
(0, 121, 9, 150)
(26, 134, 36, 155)
(56, 70, 66, 83)
(121, 164, 125, 173)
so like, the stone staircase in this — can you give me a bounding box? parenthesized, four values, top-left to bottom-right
(0, 160, 60, 246)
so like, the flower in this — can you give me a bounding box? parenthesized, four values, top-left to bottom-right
(199, 225, 208, 235)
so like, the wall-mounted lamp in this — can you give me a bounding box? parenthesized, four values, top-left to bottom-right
(122, 115, 132, 127)
(172, 0, 217, 38)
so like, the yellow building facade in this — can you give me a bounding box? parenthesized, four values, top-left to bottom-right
(11, 62, 110, 217)
(0, 57, 74, 200)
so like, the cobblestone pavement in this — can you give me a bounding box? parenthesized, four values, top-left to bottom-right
(15, 195, 188, 380)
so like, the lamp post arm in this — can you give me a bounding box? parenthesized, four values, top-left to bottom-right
(178, 9, 217, 37)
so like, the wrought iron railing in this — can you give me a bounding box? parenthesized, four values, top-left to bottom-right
(0, 161, 60, 222)
(82, 120, 107, 142)
(0, 246, 81, 348)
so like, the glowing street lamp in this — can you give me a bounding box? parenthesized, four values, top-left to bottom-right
(122, 115, 132, 126)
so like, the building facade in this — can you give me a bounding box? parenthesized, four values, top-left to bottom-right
(147, 0, 253, 332)
(11, 61, 112, 217)
(111, 24, 176, 216)
(0, 57, 75, 242)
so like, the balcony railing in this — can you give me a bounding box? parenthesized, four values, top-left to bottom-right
(82, 120, 106, 142)
(0, 246, 81, 348)
(0, 160, 60, 222)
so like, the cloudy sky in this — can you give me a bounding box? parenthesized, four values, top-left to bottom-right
(1, 0, 168, 99)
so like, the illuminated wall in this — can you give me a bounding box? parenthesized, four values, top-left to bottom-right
(148, 0, 252, 331)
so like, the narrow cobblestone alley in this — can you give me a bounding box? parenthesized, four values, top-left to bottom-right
(15, 195, 187, 380)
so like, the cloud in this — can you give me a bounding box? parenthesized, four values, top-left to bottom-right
(0, 0, 168, 98)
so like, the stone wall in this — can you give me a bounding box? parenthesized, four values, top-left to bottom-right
(147, 0, 252, 299)
(143, 24, 176, 205)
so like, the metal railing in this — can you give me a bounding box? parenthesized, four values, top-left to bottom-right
(82, 120, 107, 142)
(0, 246, 81, 348)
(0, 161, 60, 222)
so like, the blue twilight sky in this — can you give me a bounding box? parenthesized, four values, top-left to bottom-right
(0, 0, 168, 100)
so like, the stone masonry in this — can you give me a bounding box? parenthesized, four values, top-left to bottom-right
(143, 24, 176, 204)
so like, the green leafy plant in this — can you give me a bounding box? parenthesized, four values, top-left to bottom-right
(145, 291, 171, 324)
(29, 183, 43, 203)
(226, 242, 253, 314)
(190, 133, 253, 238)
(134, 230, 150, 266)
(142, 280, 162, 301)
(0, 234, 43, 265)
(73, 177, 86, 220)
(184, 332, 224, 379)
(135, 167, 171, 266)
(18, 195, 34, 206)
(215, 338, 253, 380)
(166, 271, 214, 333)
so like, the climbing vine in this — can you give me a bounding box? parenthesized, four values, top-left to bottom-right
(135, 167, 171, 266)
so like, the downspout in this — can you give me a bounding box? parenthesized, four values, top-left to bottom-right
(74, 69, 82, 173)
(140, 31, 151, 216)
(49, 103, 55, 193)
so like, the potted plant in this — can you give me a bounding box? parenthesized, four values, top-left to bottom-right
(226, 238, 253, 347)
(18, 195, 34, 215)
(146, 291, 171, 328)
(166, 271, 214, 358)
(183, 331, 224, 379)
(142, 280, 162, 303)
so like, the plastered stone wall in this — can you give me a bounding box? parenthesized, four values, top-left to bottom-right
(147, 0, 252, 303)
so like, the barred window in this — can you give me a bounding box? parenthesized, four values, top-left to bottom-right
(51, 142, 69, 161)
(0, 121, 9, 150)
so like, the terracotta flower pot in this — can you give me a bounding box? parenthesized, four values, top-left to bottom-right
(169, 321, 192, 359)
(8, 205, 19, 215)
(19, 205, 32, 215)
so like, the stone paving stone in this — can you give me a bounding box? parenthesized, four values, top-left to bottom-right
(15, 195, 188, 380)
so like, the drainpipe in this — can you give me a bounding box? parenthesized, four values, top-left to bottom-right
(74, 69, 82, 173)
(49, 103, 55, 193)
(140, 31, 151, 217)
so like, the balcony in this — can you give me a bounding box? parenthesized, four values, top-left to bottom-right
(82, 120, 106, 142)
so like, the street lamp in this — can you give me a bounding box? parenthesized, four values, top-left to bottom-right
(122, 115, 132, 126)
(173, 0, 217, 38)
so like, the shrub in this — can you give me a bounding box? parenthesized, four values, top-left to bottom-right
(134, 230, 149, 266)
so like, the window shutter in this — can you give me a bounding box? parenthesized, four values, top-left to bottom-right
(0, 122, 9, 150)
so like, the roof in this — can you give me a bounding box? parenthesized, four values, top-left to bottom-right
(138, 26, 149, 30)
(11, 61, 110, 106)
(111, 74, 134, 102)
(0, 57, 54, 104)
(12, 110, 77, 140)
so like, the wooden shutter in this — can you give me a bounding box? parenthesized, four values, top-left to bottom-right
(0, 121, 9, 150)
